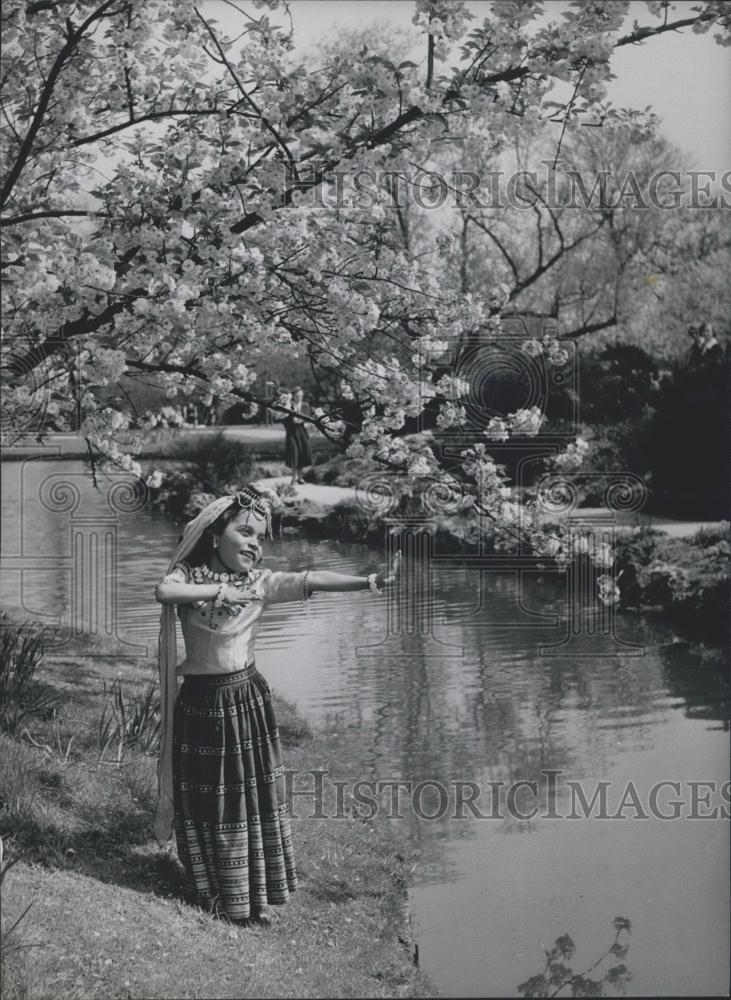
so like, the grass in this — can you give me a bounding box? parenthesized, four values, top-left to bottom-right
(0, 614, 432, 1000)
(97, 678, 161, 761)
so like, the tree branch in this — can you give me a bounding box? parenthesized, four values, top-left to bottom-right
(71, 108, 225, 147)
(1, 208, 106, 226)
(560, 312, 618, 340)
(0, 0, 122, 211)
(615, 11, 714, 47)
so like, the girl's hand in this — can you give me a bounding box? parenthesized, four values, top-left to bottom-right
(376, 550, 401, 590)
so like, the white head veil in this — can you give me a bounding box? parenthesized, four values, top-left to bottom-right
(154, 486, 278, 846)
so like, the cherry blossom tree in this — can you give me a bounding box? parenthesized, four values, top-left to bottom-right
(2, 0, 729, 579)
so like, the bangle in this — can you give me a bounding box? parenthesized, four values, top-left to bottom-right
(214, 583, 226, 608)
(367, 572, 383, 595)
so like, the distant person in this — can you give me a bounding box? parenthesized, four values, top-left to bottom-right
(282, 386, 312, 485)
(337, 381, 364, 448)
(688, 322, 723, 367)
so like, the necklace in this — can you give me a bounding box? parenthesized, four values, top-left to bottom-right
(191, 564, 261, 629)
(193, 564, 250, 585)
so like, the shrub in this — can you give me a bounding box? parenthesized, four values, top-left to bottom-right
(644, 358, 730, 518)
(570, 343, 729, 518)
(0, 615, 57, 736)
(580, 343, 659, 423)
(689, 521, 730, 548)
(309, 452, 375, 488)
(171, 432, 255, 490)
(149, 432, 256, 520)
(98, 679, 161, 762)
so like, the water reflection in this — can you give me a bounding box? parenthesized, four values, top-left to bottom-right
(1, 456, 728, 997)
(659, 641, 730, 728)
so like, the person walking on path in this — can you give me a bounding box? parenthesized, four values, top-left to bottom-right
(282, 386, 312, 485)
(154, 484, 401, 925)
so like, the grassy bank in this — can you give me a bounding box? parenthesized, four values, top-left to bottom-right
(0, 615, 432, 999)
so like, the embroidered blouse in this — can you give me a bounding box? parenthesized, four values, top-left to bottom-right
(160, 562, 312, 676)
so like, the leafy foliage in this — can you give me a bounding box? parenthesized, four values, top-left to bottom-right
(0, 615, 57, 736)
(568, 345, 730, 518)
(614, 524, 730, 641)
(149, 432, 255, 520)
(98, 679, 161, 761)
(518, 918, 632, 998)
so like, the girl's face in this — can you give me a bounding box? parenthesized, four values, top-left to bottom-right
(213, 508, 267, 573)
(293, 390, 304, 404)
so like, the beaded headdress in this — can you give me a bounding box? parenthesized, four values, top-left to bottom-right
(154, 484, 279, 845)
(231, 485, 278, 539)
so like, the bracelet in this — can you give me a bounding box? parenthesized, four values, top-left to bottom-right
(214, 582, 227, 608)
(367, 572, 383, 595)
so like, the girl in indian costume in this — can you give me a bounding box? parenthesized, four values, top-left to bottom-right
(155, 483, 400, 924)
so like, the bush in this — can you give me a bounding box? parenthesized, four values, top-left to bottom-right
(580, 343, 659, 424)
(644, 357, 730, 517)
(309, 452, 375, 488)
(0, 616, 57, 736)
(613, 526, 730, 641)
(566, 342, 729, 518)
(149, 432, 256, 520)
(98, 679, 161, 761)
(688, 521, 730, 549)
(170, 432, 255, 488)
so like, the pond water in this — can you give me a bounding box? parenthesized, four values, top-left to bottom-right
(2, 455, 729, 997)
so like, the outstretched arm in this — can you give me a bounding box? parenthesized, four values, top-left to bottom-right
(308, 571, 374, 593)
(309, 551, 401, 594)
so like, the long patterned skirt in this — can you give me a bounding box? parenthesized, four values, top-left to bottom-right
(172, 664, 297, 921)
